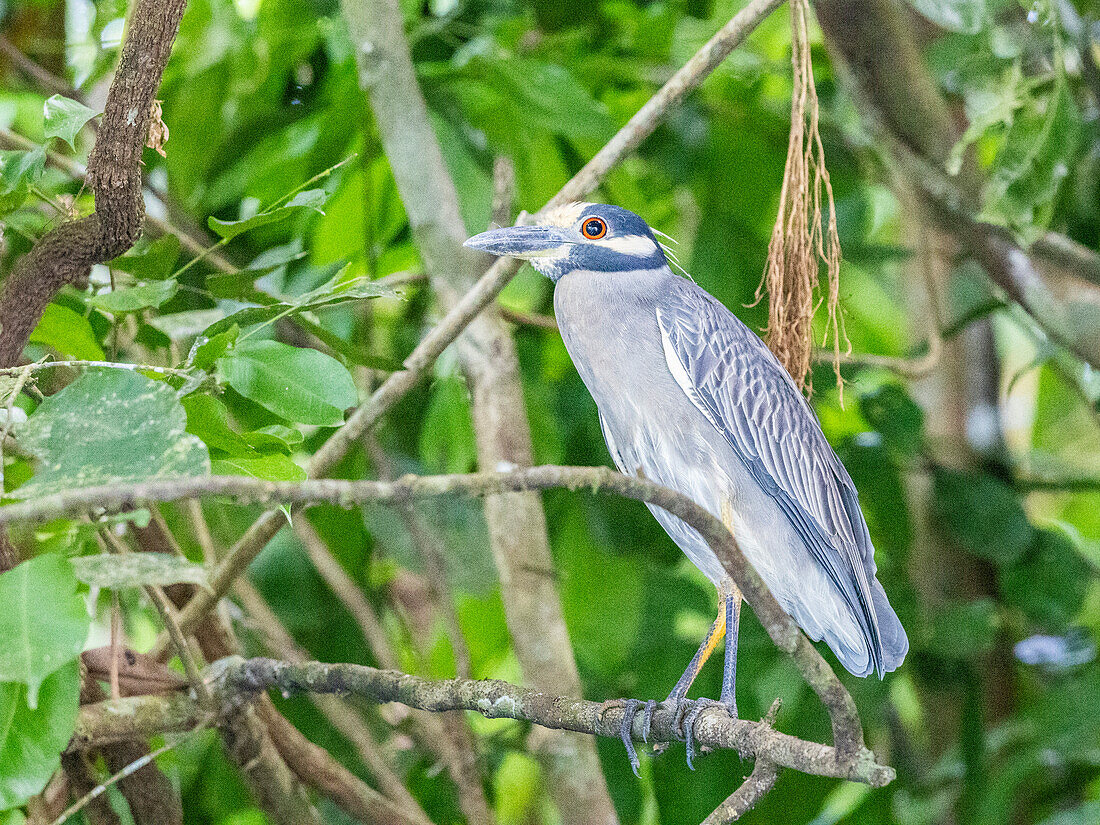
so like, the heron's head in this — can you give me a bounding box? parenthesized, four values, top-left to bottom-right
(464, 202, 668, 282)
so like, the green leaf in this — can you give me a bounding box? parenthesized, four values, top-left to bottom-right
(191, 326, 240, 372)
(183, 393, 254, 455)
(0, 662, 80, 810)
(0, 555, 88, 707)
(929, 598, 997, 659)
(242, 425, 302, 453)
(28, 303, 105, 360)
(109, 235, 182, 279)
(212, 453, 306, 482)
(476, 58, 615, 142)
(420, 375, 477, 474)
(981, 80, 1082, 242)
(999, 529, 1091, 630)
(215, 340, 357, 426)
(201, 270, 396, 338)
(71, 552, 211, 591)
(208, 189, 327, 242)
(12, 370, 210, 499)
(89, 279, 179, 313)
(933, 469, 1034, 564)
(1039, 802, 1100, 825)
(0, 148, 46, 213)
(43, 95, 98, 149)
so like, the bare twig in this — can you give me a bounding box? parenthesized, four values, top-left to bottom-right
(50, 741, 184, 825)
(0, 359, 193, 377)
(0, 35, 79, 97)
(700, 759, 779, 824)
(7, 466, 870, 758)
(95, 527, 209, 700)
(232, 579, 435, 825)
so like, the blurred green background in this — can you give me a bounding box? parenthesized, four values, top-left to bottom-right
(2, 0, 1100, 822)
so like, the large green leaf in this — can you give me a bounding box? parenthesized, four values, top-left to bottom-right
(212, 453, 306, 482)
(0, 555, 88, 708)
(183, 393, 254, 454)
(28, 303, 105, 361)
(108, 235, 182, 280)
(42, 95, 98, 149)
(0, 662, 80, 810)
(859, 383, 924, 457)
(215, 340, 357, 426)
(0, 148, 46, 214)
(12, 370, 210, 499)
(999, 529, 1091, 631)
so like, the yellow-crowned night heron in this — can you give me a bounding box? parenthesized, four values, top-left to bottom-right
(465, 203, 908, 772)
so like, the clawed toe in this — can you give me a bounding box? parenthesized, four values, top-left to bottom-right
(672, 698, 738, 770)
(618, 699, 643, 777)
(640, 699, 658, 743)
(612, 695, 738, 775)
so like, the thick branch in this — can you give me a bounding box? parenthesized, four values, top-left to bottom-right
(73, 657, 892, 787)
(3, 466, 868, 757)
(0, 0, 187, 367)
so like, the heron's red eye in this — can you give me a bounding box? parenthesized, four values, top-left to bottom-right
(581, 217, 607, 240)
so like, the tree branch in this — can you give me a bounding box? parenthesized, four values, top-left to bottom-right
(72, 657, 893, 788)
(4, 465, 874, 762)
(700, 758, 779, 825)
(0, 0, 188, 367)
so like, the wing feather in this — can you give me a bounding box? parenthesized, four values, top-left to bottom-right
(655, 283, 886, 673)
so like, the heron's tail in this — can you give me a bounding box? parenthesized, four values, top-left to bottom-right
(871, 579, 908, 675)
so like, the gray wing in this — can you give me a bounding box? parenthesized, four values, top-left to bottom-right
(655, 283, 888, 674)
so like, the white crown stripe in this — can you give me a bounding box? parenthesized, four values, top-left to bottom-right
(591, 234, 660, 256)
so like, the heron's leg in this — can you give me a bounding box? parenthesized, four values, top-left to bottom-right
(665, 604, 727, 708)
(680, 582, 742, 769)
(718, 584, 743, 714)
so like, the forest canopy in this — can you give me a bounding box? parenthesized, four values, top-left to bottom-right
(0, 0, 1099, 823)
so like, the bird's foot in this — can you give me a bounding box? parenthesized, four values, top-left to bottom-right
(601, 698, 660, 777)
(668, 697, 738, 770)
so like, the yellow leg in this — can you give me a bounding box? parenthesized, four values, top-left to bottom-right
(667, 602, 726, 703)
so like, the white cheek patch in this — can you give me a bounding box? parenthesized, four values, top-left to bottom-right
(591, 234, 659, 256)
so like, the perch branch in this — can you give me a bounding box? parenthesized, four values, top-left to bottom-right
(72, 657, 892, 787)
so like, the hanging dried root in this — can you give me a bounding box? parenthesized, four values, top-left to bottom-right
(757, 0, 848, 397)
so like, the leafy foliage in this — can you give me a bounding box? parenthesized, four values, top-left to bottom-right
(0, 0, 1098, 823)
